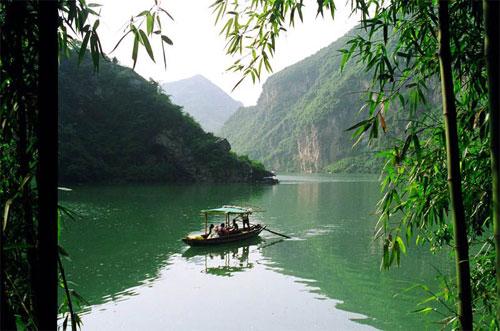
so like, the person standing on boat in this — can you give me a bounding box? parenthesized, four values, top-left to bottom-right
(242, 213, 250, 229)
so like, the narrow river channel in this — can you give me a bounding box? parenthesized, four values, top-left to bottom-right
(59, 174, 449, 330)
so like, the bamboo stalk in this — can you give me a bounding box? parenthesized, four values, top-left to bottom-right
(438, 2, 473, 329)
(483, 0, 500, 323)
(36, 3, 59, 328)
(58, 254, 77, 331)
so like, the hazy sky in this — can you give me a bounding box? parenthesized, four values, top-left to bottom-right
(97, 1, 360, 106)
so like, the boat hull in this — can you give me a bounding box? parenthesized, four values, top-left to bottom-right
(182, 224, 264, 246)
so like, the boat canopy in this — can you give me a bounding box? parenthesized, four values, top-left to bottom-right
(201, 206, 252, 215)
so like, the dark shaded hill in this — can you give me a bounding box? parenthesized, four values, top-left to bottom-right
(161, 75, 243, 133)
(219, 29, 404, 173)
(58, 56, 271, 183)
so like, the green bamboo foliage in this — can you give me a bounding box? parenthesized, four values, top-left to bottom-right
(1, 0, 176, 328)
(437, 2, 473, 329)
(211, 0, 500, 326)
(483, 0, 500, 324)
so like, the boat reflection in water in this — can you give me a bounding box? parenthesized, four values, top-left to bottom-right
(182, 238, 274, 277)
(182, 238, 260, 276)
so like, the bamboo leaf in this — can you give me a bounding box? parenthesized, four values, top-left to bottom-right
(401, 135, 412, 160)
(396, 236, 406, 254)
(370, 115, 379, 139)
(139, 29, 155, 62)
(232, 76, 245, 91)
(156, 13, 162, 29)
(110, 29, 132, 54)
(383, 24, 388, 44)
(58, 245, 70, 257)
(389, 239, 397, 266)
(396, 242, 401, 266)
(345, 118, 372, 132)
(136, 10, 149, 17)
(381, 239, 390, 270)
(132, 33, 139, 69)
(90, 34, 99, 70)
(146, 13, 154, 36)
(63, 315, 68, 331)
(70, 290, 89, 305)
(297, 4, 303, 21)
(412, 307, 435, 315)
(78, 32, 91, 63)
(412, 134, 422, 160)
(159, 7, 174, 21)
(378, 112, 387, 132)
(161, 35, 173, 45)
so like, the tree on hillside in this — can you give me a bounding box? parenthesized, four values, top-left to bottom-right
(213, 0, 498, 328)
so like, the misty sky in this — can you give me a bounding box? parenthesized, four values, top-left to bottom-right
(97, 1, 360, 106)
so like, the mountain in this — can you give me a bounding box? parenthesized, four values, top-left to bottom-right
(219, 29, 400, 173)
(58, 55, 272, 184)
(161, 75, 243, 133)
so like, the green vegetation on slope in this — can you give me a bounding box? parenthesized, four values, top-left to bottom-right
(59, 55, 270, 183)
(323, 154, 384, 174)
(220, 29, 402, 173)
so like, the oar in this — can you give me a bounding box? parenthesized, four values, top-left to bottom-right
(262, 227, 291, 239)
(247, 222, 292, 239)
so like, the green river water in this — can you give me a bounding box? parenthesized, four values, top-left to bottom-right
(59, 174, 450, 330)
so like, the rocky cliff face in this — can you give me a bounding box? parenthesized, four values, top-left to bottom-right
(219, 28, 373, 172)
(297, 125, 320, 173)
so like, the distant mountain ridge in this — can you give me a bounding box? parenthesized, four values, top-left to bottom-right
(161, 75, 243, 133)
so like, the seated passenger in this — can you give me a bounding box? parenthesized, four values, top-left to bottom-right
(206, 224, 215, 238)
(232, 219, 239, 231)
(208, 224, 219, 239)
(218, 223, 229, 235)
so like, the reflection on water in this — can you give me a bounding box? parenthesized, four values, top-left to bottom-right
(59, 183, 269, 306)
(59, 175, 448, 330)
(182, 239, 262, 277)
(297, 180, 320, 210)
(73, 240, 375, 331)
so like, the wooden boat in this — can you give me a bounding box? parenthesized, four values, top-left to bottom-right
(182, 237, 263, 258)
(182, 206, 265, 246)
(183, 224, 265, 246)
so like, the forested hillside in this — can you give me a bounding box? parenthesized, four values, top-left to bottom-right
(220, 29, 407, 173)
(161, 75, 243, 133)
(59, 55, 271, 183)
